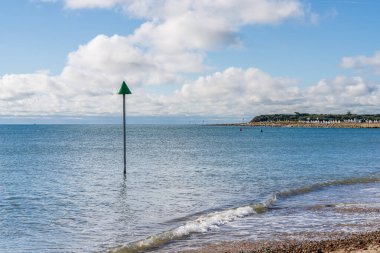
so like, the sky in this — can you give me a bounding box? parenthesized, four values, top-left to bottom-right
(1, 0, 380, 124)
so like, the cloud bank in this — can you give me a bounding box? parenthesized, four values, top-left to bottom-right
(2, 0, 379, 120)
(341, 51, 380, 75)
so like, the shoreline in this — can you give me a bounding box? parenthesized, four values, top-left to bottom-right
(179, 181, 380, 253)
(208, 122, 380, 128)
(183, 230, 380, 253)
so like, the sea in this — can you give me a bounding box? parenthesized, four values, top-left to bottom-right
(0, 125, 380, 253)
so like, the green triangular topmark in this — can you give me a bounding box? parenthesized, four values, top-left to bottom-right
(118, 81, 132, 95)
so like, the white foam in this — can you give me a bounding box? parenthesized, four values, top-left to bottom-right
(361, 187, 380, 191)
(110, 205, 260, 253)
(336, 202, 380, 208)
(264, 194, 277, 206)
(111, 178, 380, 253)
(172, 205, 255, 237)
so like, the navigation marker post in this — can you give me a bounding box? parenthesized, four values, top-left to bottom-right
(118, 81, 132, 175)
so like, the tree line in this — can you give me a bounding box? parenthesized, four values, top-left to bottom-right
(250, 112, 380, 123)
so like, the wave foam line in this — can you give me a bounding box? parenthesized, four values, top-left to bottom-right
(276, 176, 380, 199)
(108, 176, 380, 253)
(108, 199, 275, 253)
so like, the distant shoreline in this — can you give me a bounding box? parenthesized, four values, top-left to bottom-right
(208, 122, 380, 128)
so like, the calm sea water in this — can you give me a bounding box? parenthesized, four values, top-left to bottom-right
(1, 125, 380, 253)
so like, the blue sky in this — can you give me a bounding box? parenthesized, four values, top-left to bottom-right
(1, 0, 380, 123)
(0, 1, 138, 75)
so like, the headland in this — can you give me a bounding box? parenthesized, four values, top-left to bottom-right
(211, 113, 380, 128)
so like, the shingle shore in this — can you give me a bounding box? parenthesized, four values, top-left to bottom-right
(183, 231, 380, 253)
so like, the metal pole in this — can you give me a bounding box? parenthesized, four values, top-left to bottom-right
(123, 94, 126, 175)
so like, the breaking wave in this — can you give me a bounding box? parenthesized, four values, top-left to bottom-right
(108, 176, 380, 253)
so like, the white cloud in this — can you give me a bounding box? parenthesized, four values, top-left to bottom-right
(64, 0, 122, 9)
(40, 0, 309, 83)
(8, 0, 377, 120)
(61, 34, 183, 87)
(64, 0, 305, 24)
(2, 66, 380, 118)
(153, 69, 380, 116)
(341, 51, 380, 75)
(31, 0, 58, 3)
(161, 67, 301, 116)
(305, 76, 380, 113)
(64, 0, 306, 55)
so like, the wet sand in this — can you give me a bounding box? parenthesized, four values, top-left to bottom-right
(183, 231, 380, 253)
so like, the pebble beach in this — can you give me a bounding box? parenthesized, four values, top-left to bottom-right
(184, 231, 380, 253)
